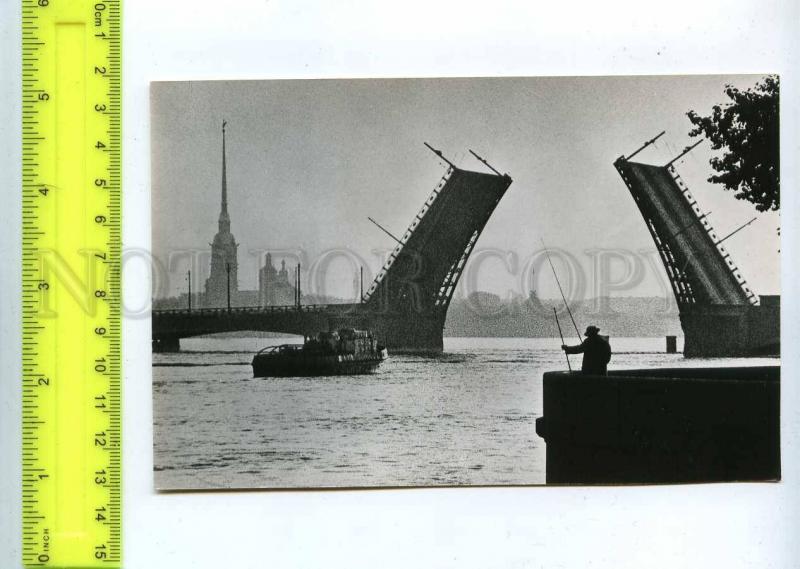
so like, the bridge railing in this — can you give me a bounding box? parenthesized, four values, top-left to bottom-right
(667, 165, 758, 305)
(152, 304, 331, 316)
(362, 166, 454, 302)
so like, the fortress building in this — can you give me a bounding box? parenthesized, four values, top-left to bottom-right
(197, 121, 295, 310)
(258, 254, 296, 306)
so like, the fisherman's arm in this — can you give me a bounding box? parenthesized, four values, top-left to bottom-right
(562, 342, 585, 354)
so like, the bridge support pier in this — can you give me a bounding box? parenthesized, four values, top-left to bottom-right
(375, 312, 445, 354)
(327, 308, 445, 353)
(680, 300, 780, 358)
(152, 336, 181, 353)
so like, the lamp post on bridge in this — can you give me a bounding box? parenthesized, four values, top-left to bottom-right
(295, 263, 301, 310)
(226, 262, 231, 312)
(187, 269, 192, 312)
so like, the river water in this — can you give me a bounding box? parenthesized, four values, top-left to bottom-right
(152, 336, 776, 489)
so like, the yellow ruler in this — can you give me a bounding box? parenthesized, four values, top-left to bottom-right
(21, 0, 121, 567)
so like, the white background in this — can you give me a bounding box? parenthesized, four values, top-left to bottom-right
(1, 1, 799, 568)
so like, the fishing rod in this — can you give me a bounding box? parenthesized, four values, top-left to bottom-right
(553, 307, 572, 372)
(541, 238, 582, 341)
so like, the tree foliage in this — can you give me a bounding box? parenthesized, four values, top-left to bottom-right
(687, 75, 779, 211)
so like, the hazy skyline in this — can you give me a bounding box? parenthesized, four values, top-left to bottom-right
(151, 75, 780, 302)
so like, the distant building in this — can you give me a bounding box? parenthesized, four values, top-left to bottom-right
(259, 253, 296, 306)
(204, 121, 239, 308)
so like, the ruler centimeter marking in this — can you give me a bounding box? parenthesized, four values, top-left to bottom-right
(21, 0, 121, 567)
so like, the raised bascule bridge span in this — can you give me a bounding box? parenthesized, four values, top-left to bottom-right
(152, 146, 513, 353)
(614, 134, 779, 357)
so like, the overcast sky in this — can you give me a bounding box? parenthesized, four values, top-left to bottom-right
(151, 75, 780, 301)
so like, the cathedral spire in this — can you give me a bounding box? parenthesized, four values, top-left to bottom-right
(218, 120, 231, 232)
(205, 119, 239, 307)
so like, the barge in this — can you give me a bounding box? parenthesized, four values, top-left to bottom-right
(252, 328, 387, 377)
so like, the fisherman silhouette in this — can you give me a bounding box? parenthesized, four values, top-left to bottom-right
(562, 325, 612, 375)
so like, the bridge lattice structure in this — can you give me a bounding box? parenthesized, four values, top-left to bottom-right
(614, 155, 758, 308)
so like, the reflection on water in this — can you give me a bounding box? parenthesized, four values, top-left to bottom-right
(152, 336, 776, 489)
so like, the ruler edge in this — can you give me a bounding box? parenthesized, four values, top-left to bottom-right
(20, 0, 123, 566)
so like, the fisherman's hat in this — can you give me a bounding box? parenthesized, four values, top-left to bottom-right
(584, 325, 600, 336)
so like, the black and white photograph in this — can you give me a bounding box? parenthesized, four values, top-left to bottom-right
(150, 75, 780, 490)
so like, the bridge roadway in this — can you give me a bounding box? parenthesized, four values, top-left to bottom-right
(153, 303, 355, 350)
(151, 302, 447, 353)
